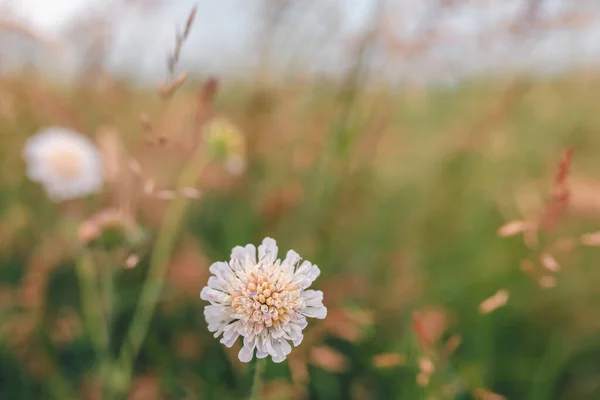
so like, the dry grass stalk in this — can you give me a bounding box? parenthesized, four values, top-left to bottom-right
(419, 357, 435, 375)
(541, 147, 574, 231)
(159, 71, 189, 101)
(194, 77, 220, 146)
(443, 334, 462, 357)
(324, 309, 361, 343)
(538, 275, 557, 289)
(157, 6, 197, 102)
(475, 388, 507, 400)
(460, 79, 531, 151)
(125, 254, 140, 269)
(197, 78, 219, 122)
(372, 353, 406, 368)
(180, 187, 201, 199)
(412, 308, 448, 351)
(553, 237, 577, 252)
(155, 190, 177, 200)
(96, 127, 125, 184)
(310, 346, 348, 373)
(143, 179, 156, 195)
(168, 6, 197, 76)
(581, 231, 600, 246)
(127, 158, 143, 176)
(479, 289, 509, 314)
(78, 208, 136, 244)
(416, 372, 430, 387)
(539, 252, 560, 272)
(497, 220, 532, 238)
(520, 259, 534, 274)
(140, 113, 152, 132)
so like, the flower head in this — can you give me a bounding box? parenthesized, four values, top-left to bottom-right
(201, 237, 327, 363)
(23, 127, 104, 201)
(204, 117, 246, 175)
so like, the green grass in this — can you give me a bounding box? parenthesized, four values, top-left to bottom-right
(1, 72, 600, 399)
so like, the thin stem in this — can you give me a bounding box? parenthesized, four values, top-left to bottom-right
(75, 249, 109, 357)
(113, 147, 210, 395)
(103, 254, 115, 324)
(46, 365, 76, 400)
(249, 358, 267, 400)
(100, 252, 117, 399)
(75, 249, 117, 398)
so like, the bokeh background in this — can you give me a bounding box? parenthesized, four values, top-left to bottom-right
(2, 0, 600, 399)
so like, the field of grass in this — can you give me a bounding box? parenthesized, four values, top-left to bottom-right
(2, 68, 600, 400)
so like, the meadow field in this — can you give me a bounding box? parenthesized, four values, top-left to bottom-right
(2, 3, 600, 399)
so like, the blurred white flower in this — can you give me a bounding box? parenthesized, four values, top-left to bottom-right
(201, 237, 327, 363)
(23, 127, 103, 201)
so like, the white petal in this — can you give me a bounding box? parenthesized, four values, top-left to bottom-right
(231, 246, 246, 261)
(303, 290, 324, 307)
(281, 250, 300, 274)
(272, 353, 286, 363)
(209, 261, 231, 276)
(238, 346, 254, 363)
(265, 337, 279, 357)
(303, 305, 327, 319)
(258, 237, 278, 264)
(294, 262, 321, 289)
(238, 336, 257, 363)
(244, 244, 257, 262)
(204, 305, 233, 335)
(231, 244, 256, 267)
(268, 339, 290, 363)
(209, 262, 239, 285)
(284, 318, 306, 346)
(256, 350, 269, 359)
(280, 339, 292, 356)
(200, 286, 211, 301)
(206, 276, 228, 292)
(200, 287, 230, 305)
(220, 321, 243, 348)
(292, 333, 304, 347)
(300, 290, 327, 319)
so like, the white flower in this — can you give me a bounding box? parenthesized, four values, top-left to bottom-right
(23, 127, 104, 201)
(201, 237, 327, 363)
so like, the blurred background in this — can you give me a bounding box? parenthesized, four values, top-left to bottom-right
(2, 0, 600, 399)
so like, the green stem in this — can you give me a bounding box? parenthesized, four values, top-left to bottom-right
(75, 249, 109, 358)
(113, 147, 210, 395)
(100, 252, 118, 399)
(249, 358, 267, 400)
(103, 255, 114, 326)
(46, 365, 76, 400)
(76, 249, 117, 398)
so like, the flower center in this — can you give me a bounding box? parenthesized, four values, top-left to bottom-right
(46, 147, 84, 180)
(231, 263, 301, 330)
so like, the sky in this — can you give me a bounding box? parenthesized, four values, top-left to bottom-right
(1, 0, 600, 84)
(2, 0, 91, 33)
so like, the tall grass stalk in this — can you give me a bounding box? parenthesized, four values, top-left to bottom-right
(111, 146, 211, 395)
(75, 249, 109, 359)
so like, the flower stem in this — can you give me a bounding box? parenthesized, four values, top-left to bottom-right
(249, 358, 267, 400)
(75, 249, 117, 398)
(75, 249, 109, 358)
(113, 147, 210, 395)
